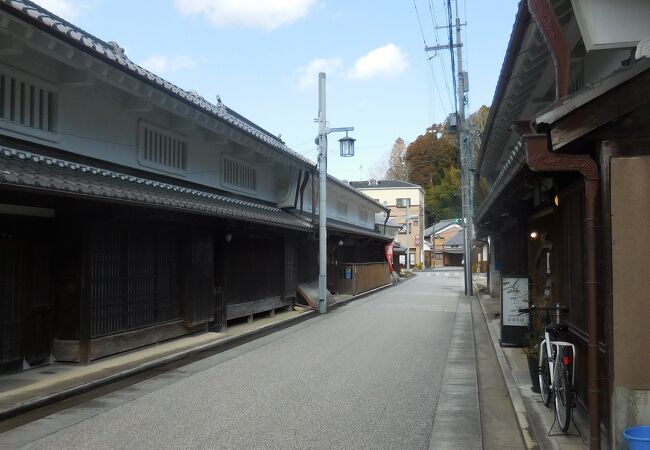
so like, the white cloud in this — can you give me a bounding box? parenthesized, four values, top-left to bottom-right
(175, 0, 318, 30)
(34, 0, 86, 21)
(298, 58, 343, 90)
(348, 44, 408, 80)
(139, 55, 198, 74)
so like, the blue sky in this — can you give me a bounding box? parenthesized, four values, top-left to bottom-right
(37, 0, 519, 181)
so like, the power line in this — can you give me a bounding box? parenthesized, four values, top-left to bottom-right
(427, 57, 449, 117)
(446, 0, 458, 114)
(429, 0, 454, 113)
(412, 0, 428, 46)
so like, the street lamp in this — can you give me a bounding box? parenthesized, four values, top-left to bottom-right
(339, 131, 355, 157)
(317, 72, 355, 314)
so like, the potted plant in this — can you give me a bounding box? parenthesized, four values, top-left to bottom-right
(522, 294, 550, 394)
(523, 328, 541, 393)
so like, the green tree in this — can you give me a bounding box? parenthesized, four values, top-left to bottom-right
(404, 124, 457, 189)
(467, 105, 490, 206)
(425, 166, 462, 222)
(467, 105, 490, 169)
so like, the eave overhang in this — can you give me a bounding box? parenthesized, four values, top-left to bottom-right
(326, 218, 393, 242)
(0, 146, 313, 231)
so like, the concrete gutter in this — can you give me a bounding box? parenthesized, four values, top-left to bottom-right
(473, 281, 539, 450)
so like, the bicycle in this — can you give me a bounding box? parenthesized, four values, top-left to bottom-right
(519, 304, 576, 432)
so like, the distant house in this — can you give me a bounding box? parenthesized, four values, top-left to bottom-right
(350, 180, 425, 268)
(424, 219, 462, 267)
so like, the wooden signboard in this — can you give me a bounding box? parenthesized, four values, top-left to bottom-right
(500, 276, 529, 347)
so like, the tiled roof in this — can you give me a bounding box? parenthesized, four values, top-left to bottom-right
(350, 180, 422, 189)
(327, 218, 392, 242)
(446, 231, 464, 247)
(374, 212, 400, 227)
(423, 219, 460, 237)
(1, 0, 314, 168)
(329, 175, 389, 212)
(0, 147, 312, 231)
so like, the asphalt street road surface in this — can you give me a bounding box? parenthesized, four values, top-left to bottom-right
(4, 270, 487, 449)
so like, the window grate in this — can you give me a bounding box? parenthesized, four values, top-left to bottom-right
(138, 122, 188, 171)
(0, 72, 56, 133)
(222, 156, 257, 192)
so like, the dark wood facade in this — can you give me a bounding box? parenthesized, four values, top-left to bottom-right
(0, 188, 308, 369)
(0, 213, 54, 372)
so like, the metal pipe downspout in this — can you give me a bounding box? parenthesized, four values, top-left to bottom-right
(383, 209, 390, 235)
(525, 133, 600, 450)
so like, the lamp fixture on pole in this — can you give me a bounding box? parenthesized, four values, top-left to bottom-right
(317, 72, 355, 314)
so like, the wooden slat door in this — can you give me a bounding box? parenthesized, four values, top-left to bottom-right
(0, 240, 26, 372)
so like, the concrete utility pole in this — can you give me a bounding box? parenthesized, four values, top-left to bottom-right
(425, 0, 473, 296)
(318, 73, 328, 314)
(317, 73, 355, 314)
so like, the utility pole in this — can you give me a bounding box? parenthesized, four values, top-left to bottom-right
(316, 72, 355, 314)
(425, 0, 473, 296)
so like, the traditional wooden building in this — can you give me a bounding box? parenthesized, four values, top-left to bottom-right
(424, 219, 462, 267)
(0, 1, 391, 373)
(475, 1, 650, 448)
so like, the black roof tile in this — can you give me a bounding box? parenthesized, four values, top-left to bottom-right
(0, 147, 312, 231)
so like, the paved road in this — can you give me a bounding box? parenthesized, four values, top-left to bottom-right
(4, 270, 480, 449)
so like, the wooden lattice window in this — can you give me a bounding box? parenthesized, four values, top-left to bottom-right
(138, 121, 188, 172)
(86, 222, 183, 337)
(0, 68, 57, 136)
(222, 155, 257, 193)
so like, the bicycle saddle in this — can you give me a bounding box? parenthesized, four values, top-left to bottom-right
(545, 323, 568, 333)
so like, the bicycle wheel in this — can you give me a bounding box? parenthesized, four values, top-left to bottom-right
(539, 345, 551, 407)
(554, 349, 572, 432)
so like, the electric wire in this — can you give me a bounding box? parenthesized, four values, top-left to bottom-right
(416, 0, 454, 121)
(447, 0, 459, 115)
(428, 0, 454, 113)
(412, 0, 428, 46)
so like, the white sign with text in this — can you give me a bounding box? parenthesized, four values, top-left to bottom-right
(501, 277, 529, 327)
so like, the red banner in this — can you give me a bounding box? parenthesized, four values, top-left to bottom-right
(385, 242, 394, 272)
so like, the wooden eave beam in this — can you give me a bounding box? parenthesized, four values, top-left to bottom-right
(544, 70, 650, 151)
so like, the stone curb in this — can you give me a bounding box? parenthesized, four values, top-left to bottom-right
(0, 310, 316, 421)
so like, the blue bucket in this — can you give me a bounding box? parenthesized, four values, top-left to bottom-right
(624, 426, 650, 450)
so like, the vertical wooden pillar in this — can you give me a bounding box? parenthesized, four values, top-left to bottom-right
(78, 214, 91, 365)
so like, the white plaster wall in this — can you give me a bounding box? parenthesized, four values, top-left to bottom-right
(0, 56, 301, 205)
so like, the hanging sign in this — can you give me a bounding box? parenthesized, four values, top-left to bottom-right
(384, 242, 394, 272)
(500, 276, 529, 347)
